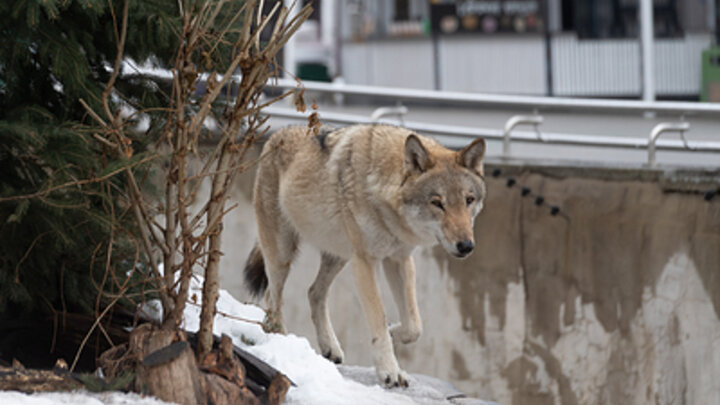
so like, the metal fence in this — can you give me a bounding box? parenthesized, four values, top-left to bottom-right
(124, 63, 720, 167)
(263, 79, 720, 167)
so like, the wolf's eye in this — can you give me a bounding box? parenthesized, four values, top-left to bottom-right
(430, 199, 444, 211)
(466, 196, 475, 206)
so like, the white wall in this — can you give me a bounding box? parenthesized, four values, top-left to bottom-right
(551, 34, 641, 97)
(340, 34, 713, 97)
(439, 35, 547, 95)
(342, 39, 435, 89)
(341, 36, 546, 95)
(655, 33, 713, 95)
(552, 33, 713, 97)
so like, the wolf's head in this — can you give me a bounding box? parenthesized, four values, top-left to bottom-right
(399, 134, 486, 258)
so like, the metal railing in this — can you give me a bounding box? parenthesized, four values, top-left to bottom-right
(369, 105, 408, 124)
(648, 122, 692, 167)
(266, 78, 720, 117)
(262, 106, 720, 158)
(260, 79, 720, 167)
(123, 64, 720, 166)
(503, 115, 544, 158)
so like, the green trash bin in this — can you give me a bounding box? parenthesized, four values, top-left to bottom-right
(701, 46, 720, 102)
(297, 62, 331, 82)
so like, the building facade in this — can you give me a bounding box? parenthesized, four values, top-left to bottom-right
(294, 0, 719, 98)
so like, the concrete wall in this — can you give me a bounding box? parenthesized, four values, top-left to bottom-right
(219, 158, 720, 405)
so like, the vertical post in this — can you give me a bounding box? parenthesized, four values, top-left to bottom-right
(322, 0, 336, 77)
(283, 0, 299, 79)
(334, 1, 343, 78)
(544, 0, 554, 96)
(710, 0, 718, 44)
(432, 33, 441, 91)
(640, 0, 655, 102)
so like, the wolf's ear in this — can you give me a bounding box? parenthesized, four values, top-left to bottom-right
(405, 134, 432, 174)
(458, 138, 486, 175)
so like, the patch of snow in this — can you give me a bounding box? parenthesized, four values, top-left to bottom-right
(182, 274, 268, 346)
(180, 273, 421, 404)
(0, 390, 175, 405)
(339, 365, 470, 405)
(137, 299, 163, 324)
(2, 267, 484, 405)
(177, 270, 501, 404)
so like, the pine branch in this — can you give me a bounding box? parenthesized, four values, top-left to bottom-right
(0, 153, 159, 203)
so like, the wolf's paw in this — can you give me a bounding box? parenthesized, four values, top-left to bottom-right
(378, 368, 410, 388)
(319, 337, 344, 364)
(262, 310, 285, 334)
(321, 347, 344, 364)
(389, 322, 421, 345)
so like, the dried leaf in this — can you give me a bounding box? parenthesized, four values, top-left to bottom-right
(206, 72, 218, 93)
(294, 88, 306, 113)
(307, 112, 321, 135)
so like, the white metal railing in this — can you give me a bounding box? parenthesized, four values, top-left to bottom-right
(369, 105, 408, 124)
(125, 62, 720, 116)
(123, 64, 720, 165)
(266, 78, 720, 116)
(648, 122, 692, 167)
(262, 79, 720, 167)
(503, 115, 544, 158)
(262, 106, 720, 158)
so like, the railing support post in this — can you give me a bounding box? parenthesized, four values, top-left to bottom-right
(370, 105, 408, 125)
(648, 122, 691, 167)
(503, 115, 544, 158)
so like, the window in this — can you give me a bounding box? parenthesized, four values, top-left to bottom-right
(562, 0, 687, 39)
(394, 0, 410, 21)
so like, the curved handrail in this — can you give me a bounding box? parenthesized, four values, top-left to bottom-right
(648, 122, 691, 167)
(370, 105, 408, 124)
(503, 115, 544, 158)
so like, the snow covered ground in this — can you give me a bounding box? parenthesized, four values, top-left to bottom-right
(0, 391, 173, 405)
(181, 274, 494, 404)
(1, 272, 495, 405)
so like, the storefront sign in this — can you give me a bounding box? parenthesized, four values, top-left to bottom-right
(430, 0, 543, 35)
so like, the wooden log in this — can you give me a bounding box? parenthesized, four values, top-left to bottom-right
(0, 360, 82, 393)
(186, 331, 295, 392)
(199, 335, 245, 387)
(202, 373, 258, 405)
(264, 373, 291, 405)
(130, 324, 204, 405)
(97, 326, 291, 404)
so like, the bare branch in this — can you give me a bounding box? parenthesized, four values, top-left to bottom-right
(102, 0, 129, 122)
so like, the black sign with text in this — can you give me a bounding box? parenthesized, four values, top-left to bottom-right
(430, 0, 543, 35)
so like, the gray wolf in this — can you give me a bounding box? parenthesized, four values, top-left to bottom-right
(244, 124, 486, 387)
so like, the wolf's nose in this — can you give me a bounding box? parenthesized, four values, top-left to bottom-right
(456, 240, 474, 256)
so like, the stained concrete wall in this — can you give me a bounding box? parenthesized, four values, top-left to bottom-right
(218, 158, 720, 405)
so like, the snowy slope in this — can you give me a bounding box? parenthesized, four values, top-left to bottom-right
(1, 273, 493, 405)
(180, 274, 438, 404)
(0, 390, 174, 405)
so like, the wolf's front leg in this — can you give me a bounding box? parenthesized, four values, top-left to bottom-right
(352, 254, 409, 387)
(383, 256, 423, 345)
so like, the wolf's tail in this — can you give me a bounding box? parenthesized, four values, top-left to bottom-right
(244, 244, 268, 297)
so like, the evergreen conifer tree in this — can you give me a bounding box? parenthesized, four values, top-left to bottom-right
(0, 0, 180, 363)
